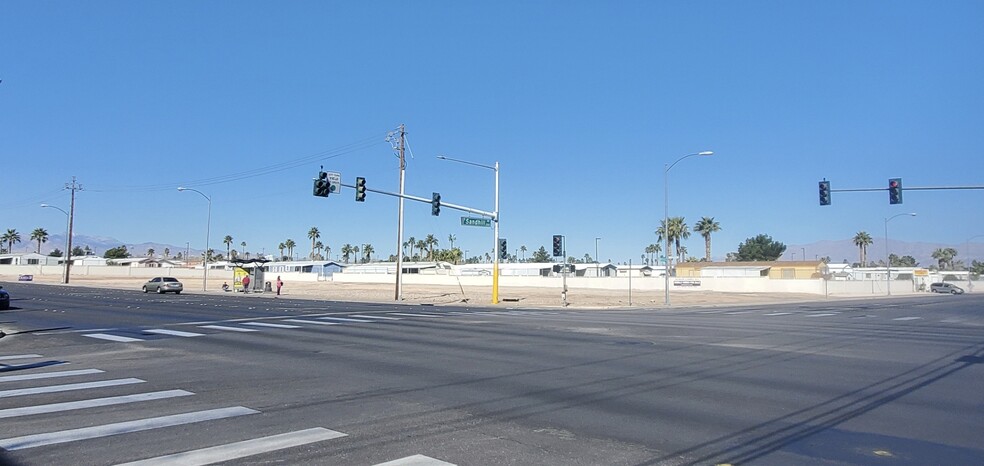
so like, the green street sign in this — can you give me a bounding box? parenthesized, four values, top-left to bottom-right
(461, 217, 491, 227)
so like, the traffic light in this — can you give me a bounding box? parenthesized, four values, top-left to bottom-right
(498, 238, 507, 261)
(431, 192, 441, 216)
(889, 178, 903, 204)
(355, 177, 366, 202)
(818, 180, 831, 206)
(552, 235, 563, 257)
(313, 171, 330, 197)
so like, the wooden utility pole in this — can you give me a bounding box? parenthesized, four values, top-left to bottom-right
(65, 177, 82, 284)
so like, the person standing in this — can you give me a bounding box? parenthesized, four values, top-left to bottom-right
(276, 276, 283, 296)
(242, 274, 250, 293)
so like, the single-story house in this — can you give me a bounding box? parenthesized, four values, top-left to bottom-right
(0, 253, 60, 266)
(675, 261, 826, 279)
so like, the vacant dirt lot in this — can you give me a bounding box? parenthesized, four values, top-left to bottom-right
(4, 274, 837, 309)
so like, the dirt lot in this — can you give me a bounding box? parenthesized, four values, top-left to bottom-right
(4, 274, 837, 309)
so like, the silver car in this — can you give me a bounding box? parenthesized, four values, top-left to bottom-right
(143, 277, 184, 294)
(929, 282, 964, 294)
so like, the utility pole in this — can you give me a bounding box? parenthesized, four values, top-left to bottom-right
(65, 177, 82, 284)
(390, 125, 407, 301)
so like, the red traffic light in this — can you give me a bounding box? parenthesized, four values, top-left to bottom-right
(889, 180, 899, 188)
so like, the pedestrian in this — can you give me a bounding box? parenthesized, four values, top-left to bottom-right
(276, 276, 283, 296)
(242, 274, 250, 293)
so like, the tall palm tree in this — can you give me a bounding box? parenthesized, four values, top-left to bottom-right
(314, 241, 324, 259)
(223, 235, 233, 259)
(352, 245, 360, 263)
(147, 248, 155, 257)
(240, 241, 247, 260)
(520, 245, 527, 261)
(415, 239, 427, 261)
(693, 217, 721, 262)
(341, 243, 353, 263)
(31, 228, 49, 254)
(932, 248, 957, 270)
(853, 231, 873, 266)
(425, 234, 438, 260)
(284, 239, 296, 260)
(671, 217, 690, 264)
(645, 243, 661, 264)
(406, 236, 416, 260)
(3, 229, 22, 253)
(448, 234, 456, 249)
(307, 227, 320, 259)
(362, 244, 374, 263)
(278, 242, 286, 260)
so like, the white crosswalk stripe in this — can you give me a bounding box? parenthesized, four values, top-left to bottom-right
(0, 390, 193, 419)
(0, 406, 258, 451)
(763, 312, 792, 316)
(284, 319, 339, 326)
(241, 322, 302, 329)
(198, 325, 258, 332)
(893, 316, 922, 321)
(805, 313, 838, 318)
(320, 316, 374, 323)
(117, 427, 347, 465)
(350, 314, 402, 320)
(0, 369, 104, 383)
(374, 454, 457, 466)
(0, 378, 145, 398)
(389, 312, 445, 318)
(0, 354, 43, 361)
(145, 329, 205, 337)
(84, 333, 144, 342)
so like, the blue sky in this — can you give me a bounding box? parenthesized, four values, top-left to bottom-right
(2, 1, 983, 263)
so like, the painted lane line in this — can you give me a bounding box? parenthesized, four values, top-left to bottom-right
(145, 329, 205, 337)
(806, 313, 838, 318)
(374, 454, 457, 466)
(0, 354, 43, 361)
(350, 315, 402, 321)
(893, 317, 923, 321)
(116, 427, 347, 466)
(0, 406, 258, 451)
(284, 319, 339, 326)
(0, 378, 145, 399)
(388, 313, 445, 318)
(0, 369, 104, 383)
(725, 311, 754, 315)
(319, 316, 374, 323)
(0, 390, 193, 419)
(198, 325, 258, 333)
(241, 322, 302, 329)
(83, 333, 145, 342)
(763, 312, 792, 316)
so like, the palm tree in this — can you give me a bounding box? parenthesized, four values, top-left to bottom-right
(645, 243, 661, 264)
(520, 245, 527, 261)
(362, 244, 374, 263)
(406, 236, 416, 260)
(3, 229, 22, 253)
(31, 228, 49, 254)
(425, 234, 438, 260)
(448, 234, 456, 249)
(278, 242, 286, 260)
(415, 239, 427, 261)
(284, 239, 296, 260)
(341, 243, 353, 263)
(224, 235, 233, 259)
(147, 248, 155, 257)
(164, 247, 170, 258)
(671, 217, 690, 264)
(308, 227, 321, 259)
(314, 241, 324, 259)
(352, 245, 360, 263)
(240, 241, 247, 260)
(853, 231, 873, 266)
(693, 217, 721, 261)
(932, 248, 958, 270)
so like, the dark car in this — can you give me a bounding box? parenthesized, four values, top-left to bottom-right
(0, 286, 9, 310)
(143, 277, 184, 294)
(930, 282, 964, 294)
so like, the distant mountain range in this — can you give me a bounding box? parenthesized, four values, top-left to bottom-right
(6, 234, 983, 267)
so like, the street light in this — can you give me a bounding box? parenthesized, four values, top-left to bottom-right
(885, 212, 916, 296)
(595, 237, 601, 265)
(40, 203, 71, 284)
(177, 187, 211, 292)
(437, 155, 500, 304)
(664, 151, 714, 306)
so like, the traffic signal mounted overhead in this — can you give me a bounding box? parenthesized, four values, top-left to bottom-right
(431, 192, 441, 216)
(355, 177, 366, 202)
(313, 171, 330, 197)
(552, 235, 563, 257)
(889, 178, 903, 204)
(818, 180, 831, 206)
(498, 238, 508, 261)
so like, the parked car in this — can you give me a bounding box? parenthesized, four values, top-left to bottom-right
(143, 277, 184, 294)
(929, 282, 964, 294)
(0, 286, 9, 310)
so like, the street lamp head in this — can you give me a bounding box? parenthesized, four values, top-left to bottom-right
(908, 212, 917, 216)
(177, 187, 187, 191)
(40, 203, 49, 208)
(698, 151, 714, 156)
(436, 155, 447, 160)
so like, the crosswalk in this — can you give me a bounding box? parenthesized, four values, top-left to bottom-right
(76, 310, 558, 344)
(695, 309, 934, 322)
(0, 353, 457, 465)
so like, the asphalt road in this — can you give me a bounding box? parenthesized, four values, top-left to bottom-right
(1, 282, 983, 465)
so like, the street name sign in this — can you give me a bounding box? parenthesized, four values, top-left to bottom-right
(461, 217, 491, 227)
